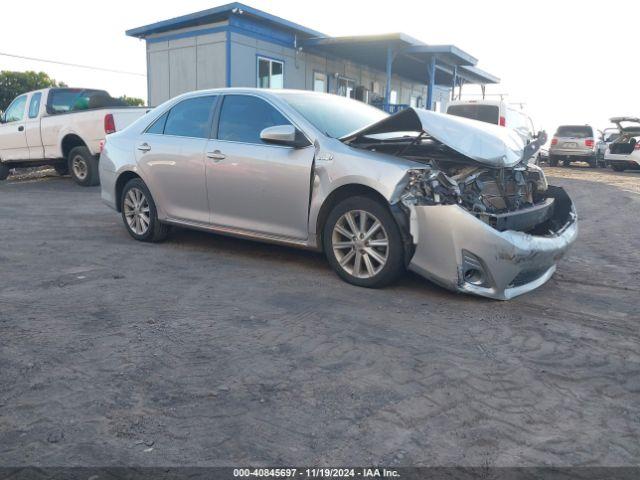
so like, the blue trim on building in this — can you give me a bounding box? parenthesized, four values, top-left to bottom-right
(146, 25, 228, 44)
(126, 2, 324, 39)
(226, 29, 231, 87)
(145, 17, 297, 49)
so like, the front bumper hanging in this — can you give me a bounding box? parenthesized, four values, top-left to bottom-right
(407, 186, 578, 300)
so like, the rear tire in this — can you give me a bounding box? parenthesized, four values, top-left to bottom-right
(68, 146, 99, 186)
(323, 195, 405, 288)
(121, 178, 169, 243)
(549, 156, 559, 167)
(0, 163, 9, 181)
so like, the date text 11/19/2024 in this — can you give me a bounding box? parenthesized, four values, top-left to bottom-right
(233, 468, 400, 478)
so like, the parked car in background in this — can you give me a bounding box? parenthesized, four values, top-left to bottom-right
(446, 99, 538, 143)
(0, 88, 148, 185)
(100, 89, 577, 300)
(549, 124, 599, 167)
(604, 117, 640, 172)
(446, 99, 543, 163)
(596, 127, 620, 166)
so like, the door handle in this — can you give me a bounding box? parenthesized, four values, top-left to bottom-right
(18, 126, 24, 132)
(206, 150, 226, 161)
(137, 143, 151, 152)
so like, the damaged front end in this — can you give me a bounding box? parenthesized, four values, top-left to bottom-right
(343, 108, 578, 300)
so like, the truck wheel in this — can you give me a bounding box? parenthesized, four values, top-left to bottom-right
(562, 158, 571, 167)
(0, 163, 9, 181)
(68, 146, 99, 186)
(54, 163, 69, 176)
(549, 156, 559, 167)
(121, 178, 169, 243)
(323, 195, 405, 288)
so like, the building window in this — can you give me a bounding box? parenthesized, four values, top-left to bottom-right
(257, 57, 284, 89)
(337, 77, 355, 98)
(313, 72, 327, 93)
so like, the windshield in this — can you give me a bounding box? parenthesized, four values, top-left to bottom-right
(447, 104, 500, 125)
(555, 125, 593, 138)
(278, 92, 388, 138)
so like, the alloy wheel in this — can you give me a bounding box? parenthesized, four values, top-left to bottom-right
(332, 210, 389, 279)
(123, 187, 151, 235)
(71, 155, 88, 181)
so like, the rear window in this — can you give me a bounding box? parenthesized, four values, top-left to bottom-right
(555, 125, 593, 138)
(47, 89, 126, 114)
(447, 104, 500, 125)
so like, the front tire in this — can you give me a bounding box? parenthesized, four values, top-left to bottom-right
(323, 195, 405, 288)
(68, 146, 99, 186)
(121, 178, 169, 243)
(611, 164, 626, 172)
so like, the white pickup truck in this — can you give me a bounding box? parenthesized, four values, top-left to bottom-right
(0, 88, 148, 186)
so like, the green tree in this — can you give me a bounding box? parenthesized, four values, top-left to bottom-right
(118, 95, 146, 107)
(0, 71, 66, 111)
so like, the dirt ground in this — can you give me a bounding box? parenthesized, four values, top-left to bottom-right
(0, 165, 638, 467)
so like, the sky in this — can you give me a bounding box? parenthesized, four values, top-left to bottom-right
(2, 0, 639, 135)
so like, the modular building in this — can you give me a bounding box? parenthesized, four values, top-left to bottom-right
(127, 2, 499, 111)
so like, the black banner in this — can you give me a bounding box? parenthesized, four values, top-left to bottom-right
(1, 468, 639, 480)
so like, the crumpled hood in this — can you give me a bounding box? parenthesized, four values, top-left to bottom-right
(342, 108, 528, 168)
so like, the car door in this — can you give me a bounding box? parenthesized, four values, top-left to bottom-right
(205, 94, 314, 240)
(135, 95, 218, 224)
(0, 95, 29, 161)
(26, 92, 44, 159)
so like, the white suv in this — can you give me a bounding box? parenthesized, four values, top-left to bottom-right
(446, 99, 538, 144)
(605, 117, 640, 172)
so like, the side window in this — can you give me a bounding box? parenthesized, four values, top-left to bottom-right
(28, 93, 42, 119)
(163, 96, 217, 138)
(4, 95, 27, 123)
(217, 95, 291, 145)
(146, 111, 169, 135)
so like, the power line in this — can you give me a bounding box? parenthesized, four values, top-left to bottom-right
(0, 51, 146, 77)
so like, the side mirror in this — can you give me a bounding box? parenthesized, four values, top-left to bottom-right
(260, 125, 309, 148)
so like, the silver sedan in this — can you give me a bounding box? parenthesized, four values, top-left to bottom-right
(99, 89, 577, 300)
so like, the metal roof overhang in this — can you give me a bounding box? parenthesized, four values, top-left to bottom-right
(126, 1, 324, 38)
(303, 35, 498, 85)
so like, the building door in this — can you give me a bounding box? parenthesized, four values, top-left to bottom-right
(313, 72, 327, 92)
(337, 77, 355, 98)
